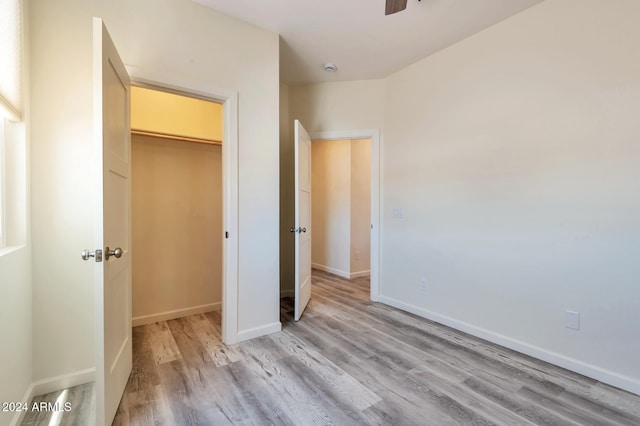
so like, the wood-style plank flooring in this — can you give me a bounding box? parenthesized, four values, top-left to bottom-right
(21, 382, 95, 425)
(23, 270, 640, 425)
(113, 270, 640, 425)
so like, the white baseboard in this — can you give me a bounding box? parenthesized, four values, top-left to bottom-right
(350, 270, 370, 279)
(237, 322, 282, 343)
(132, 302, 221, 327)
(378, 295, 640, 396)
(312, 264, 370, 280)
(312, 263, 350, 279)
(280, 289, 295, 298)
(11, 368, 96, 426)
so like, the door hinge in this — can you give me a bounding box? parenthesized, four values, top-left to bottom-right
(225, 231, 229, 239)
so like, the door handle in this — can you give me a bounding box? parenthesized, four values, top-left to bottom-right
(105, 247, 123, 260)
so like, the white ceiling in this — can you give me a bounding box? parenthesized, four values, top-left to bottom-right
(194, 0, 543, 85)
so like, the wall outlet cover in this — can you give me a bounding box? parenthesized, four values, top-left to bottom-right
(420, 278, 427, 291)
(565, 310, 580, 331)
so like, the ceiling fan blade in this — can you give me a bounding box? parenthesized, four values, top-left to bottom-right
(385, 0, 408, 15)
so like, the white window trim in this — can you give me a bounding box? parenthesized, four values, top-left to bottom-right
(0, 0, 23, 253)
(0, 119, 5, 248)
(0, 0, 23, 121)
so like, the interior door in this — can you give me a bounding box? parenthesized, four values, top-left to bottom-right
(294, 120, 312, 321)
(93, 18, 132, 426)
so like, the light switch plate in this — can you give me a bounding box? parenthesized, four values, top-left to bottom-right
(392, 207, 405, 218)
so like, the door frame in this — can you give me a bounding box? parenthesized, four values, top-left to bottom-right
(310, 129, 381, 302)
(125, 67, 240, 344)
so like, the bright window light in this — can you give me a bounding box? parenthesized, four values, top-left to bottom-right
(0, 0, 21, 247)
(0, 0, 22, 121)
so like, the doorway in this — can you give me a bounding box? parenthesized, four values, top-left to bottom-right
(130, 86, 223, 331)
(311, 130, 381, 301)
(311, 138, 372, 280)
(280, 127, 381, 316)
(126, 68, 240, 344)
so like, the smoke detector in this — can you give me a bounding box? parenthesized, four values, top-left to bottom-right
(323, 63, 338, 72)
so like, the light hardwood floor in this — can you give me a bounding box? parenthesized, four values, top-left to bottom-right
(20, 382, 94, 425)
(23, 270, 640, 425)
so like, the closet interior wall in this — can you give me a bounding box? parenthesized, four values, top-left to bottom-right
(131, 87, 223, 326)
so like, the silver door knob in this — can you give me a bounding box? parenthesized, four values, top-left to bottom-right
(105, 247, 123, 260)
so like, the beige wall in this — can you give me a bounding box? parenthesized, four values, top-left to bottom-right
(311, 139, 371, 278)
(289, 80, 386, 133)
(0, 249, 31, 426)
(131, 135, 221, 322)
(382, 0, 640, 392)
(286, 0, 640, 395)
(350, 139, 371, 275)
(311, 140, 351, 275)
(282, 80, 384, 288)
(131, 86, 223, 142)
(30, 0, 279, 383)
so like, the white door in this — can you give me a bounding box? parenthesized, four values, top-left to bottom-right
(93, 18, 132, 426)
(294, 120, 312, 321)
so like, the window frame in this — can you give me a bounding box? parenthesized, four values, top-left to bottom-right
(0, 0, 23, 121)
(0, 118, 5, 247)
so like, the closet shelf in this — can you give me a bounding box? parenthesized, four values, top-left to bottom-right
(131, 129, 222, 146)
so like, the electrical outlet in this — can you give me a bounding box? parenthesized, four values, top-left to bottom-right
(565, 310, 580, 331)
(420, 278, 427, 291)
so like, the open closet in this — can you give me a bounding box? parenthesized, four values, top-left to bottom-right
(130, 86, 223, 329)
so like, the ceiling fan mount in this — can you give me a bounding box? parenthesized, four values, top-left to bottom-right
(385, 0, 420, 16)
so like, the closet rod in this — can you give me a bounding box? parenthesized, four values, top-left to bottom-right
(131, 129, 222, 146)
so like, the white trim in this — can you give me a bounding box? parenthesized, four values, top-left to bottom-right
(237, 322, 282, 343)
(0, 243, 23, 257)
(30, 368, 96, 399)
(11, 369, 96, 426)
(92, 19, 108, 426)
(350, 270, 370, 279)
(0, 119, 5, 248)
(0, 98, 21, 122)
(312, 263, 369, 279)
(312, 263, 350, 279)
(132, 303, 221, 327)
(378, 295, 640, 396)
(310, 129, 381, 302)
(125, 66, 239, 345)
